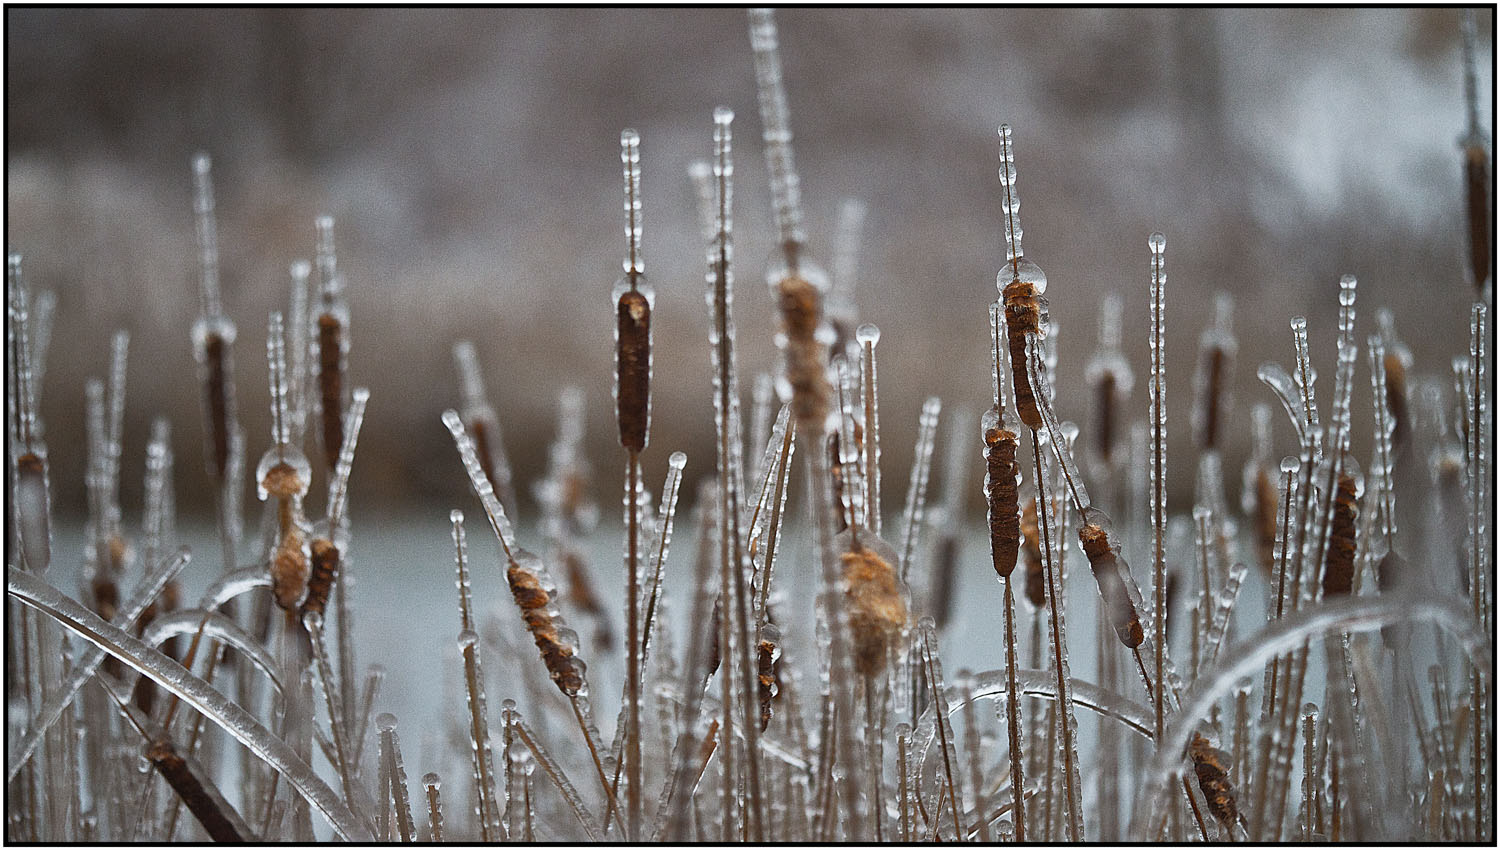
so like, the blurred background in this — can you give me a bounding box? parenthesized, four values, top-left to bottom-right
(6, 7, 1493, 523)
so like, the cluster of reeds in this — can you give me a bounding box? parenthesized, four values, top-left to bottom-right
(5, 7, 1494, 843)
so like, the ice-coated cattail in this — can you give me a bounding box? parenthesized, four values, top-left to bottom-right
(1077, 520, 1145, 648)
(1191, 294, 1236, 452)
(146, 738, 247, 842)
(1460, 9, 1492, 293)
(757, 623, 782, 731)
(615, 128, 653, 453)
(314, 215, 350, 470)
(1321, 467, 1361, 598)
(1020, 498, 1045, 607)
(1188, 732, 1240, 830)
(984, 303, 1022, 580)
(302, 388, 368, 620)
(841, 535, 906, 678)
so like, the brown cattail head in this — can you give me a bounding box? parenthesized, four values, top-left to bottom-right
(1465, 144, 1491, 293)
(776, 272, 833, 429)
(704, 598, 723, 679)
(1188, 732, 1240, 829)
(1002, 279, 1046, 429)
(1200, 346, 1227, 451)
(615, 288, 652, 452)
(301, 537, 340, 618)
(1321, 471, 1360, 598)
(506, 555, 583, 697)
(1021, 497, 1045, 607)
(271, 527, 310, 611)
(317, 313, 345, 468)
(1383, 350, 1409, 454)
(1252, 467, 1278, 575)
(1094, 371, 1118, 464)
(202, 332, 232, 479)
(984, 418, 1022, 579)
(1078, 522, 1145, 648)
(91, 574, 120, 624)
(840, 535, 907, 678)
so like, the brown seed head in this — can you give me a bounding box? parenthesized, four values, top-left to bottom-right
(985, 429, 1021, 578)
(776, 273, 832, 428)
(261, 461, 306, 502)
(507, 561, 582, 696)
(271, 527, 310, 611)
(615, 289, 652, 452)
(1189, 732, 1240, 828)
(841, 543, 907, 677)
(1021, 498, 1045, 607)
(1321, 472, 1359, 598)
(302, 537, 340, 617)
(1002, 278, 1045, 429)
(1079, 523, 1144, 648)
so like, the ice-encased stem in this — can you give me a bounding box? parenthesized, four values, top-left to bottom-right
(376, 716, 415, 842)
(449, 511, 503, 841)
(442, 410, 520, 557)
(640, 451, 687, 672)
(747, 8, 806, 265)
(7, 548, 191, 781)
(859, 326, 883, 534)
(302, 612, 362, 820)
(191, 154, 223, 319)
(897, 398, 941, 582)
(997, 124, 1023, 270)
(1466, 303, 1490, 841)
(6, 566, 371, 841)
(325, 388, 369, 531)
(505, 705, 604, 841)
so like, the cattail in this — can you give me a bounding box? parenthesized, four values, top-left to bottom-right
(841, 536, 906, 678)
(1188, 732, 1240, 830)
(1192, 294, 1235, 452)
(616, 130, 653, 454)
(1321, 469, 1360, 598)
(985, 303, 1022, 580)
(188, 154, 239, 484)
(260, 312, 314, 612)
(1078, 521, 1145, 648)
(453, 340, 518, 520)
(1085, 293, 1131, 467)
(561, 548, 613, 651)
(1021, 497, 1045, 607)
(303, 388, 368, 619)
(506, 553, 584, 696)
(314, 216, 350, 469)
(1460, 10, 1491, 293)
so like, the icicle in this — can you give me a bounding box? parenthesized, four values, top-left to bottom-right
(1329, 275, 1359, 455)
(191, 154, 223, 320)
(858, 323, 883, 535)
(749, 373, 777, 487)
(897, 397, 941, 582)
(1366, 337, 1398, 554)
(1465, 302, 1490, 841)
(7, 566, 372, 840)
(1201, 561, 1248, 673)
(640, 451, 687, 670)
(104, 329, 129, 528)
(323, 387, 369, 533)
(689, 160, 716, 245)
(28, 287, 56, 400)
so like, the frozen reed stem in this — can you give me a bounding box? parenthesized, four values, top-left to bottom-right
(1085, 292, 1130, 467)
(614, 126, 652, 841)
(6, 566, 371, 840)
(448, 511, 503, 840)
(421, 773, 443, 842)
(828, 198, 867, 353)
(1147, 232, 1169, 752)
(503, 704, 604, 841)
(1191, 294, 1235, 451)
(9, 259, 52, 576)
(703, 106, 765, 840)
(375, 713, 415, 842)
(188, 155, 240, 506)
(996, 124, 1049, 431)
(1465, 302, 1490, 841)
(258, 312, 312, 612)
(453, 340, 518, 521)
(858, 324, 883, 534)
(314, 215, 350, 469)
(898, 397, 940, 581)
(301, 611, 362, 819)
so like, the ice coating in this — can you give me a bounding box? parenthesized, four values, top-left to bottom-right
(287, 260, 311, 444)
(7, 548, 191, 781)
(828, 198, 867, 349)
(255, 313, 311, 502)
(858, 324, 882, 534)
(105, 330, 129, 511)
(688, 160, 716, 245)
(191, 153, 223, 319)
(442, 409, 520, 557)
(325, 387, 369, 531)
(8, 264, 40, 448)
(898, 397, 941, 581)
(422, 772, 444, 842)
(449, 510, 504, 840)
(1289, 316, 1321, 454)
(6, 566, 371, 841)
(29, 287, 56, 398)
(377, 714, 416, 842)
(1366, 336, 1397, 546)
(452, 340, 517, 520)
(748, 8, 808, 270)
(620, 128, 645, 280)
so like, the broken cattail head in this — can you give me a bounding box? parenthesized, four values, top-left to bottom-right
(1078, 519, 1144, 648)
(1188, 732, 1240, 830)
(615, 128, 653, 452)
(301, 537, 340, 618)
(838, 531, 906, 677)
